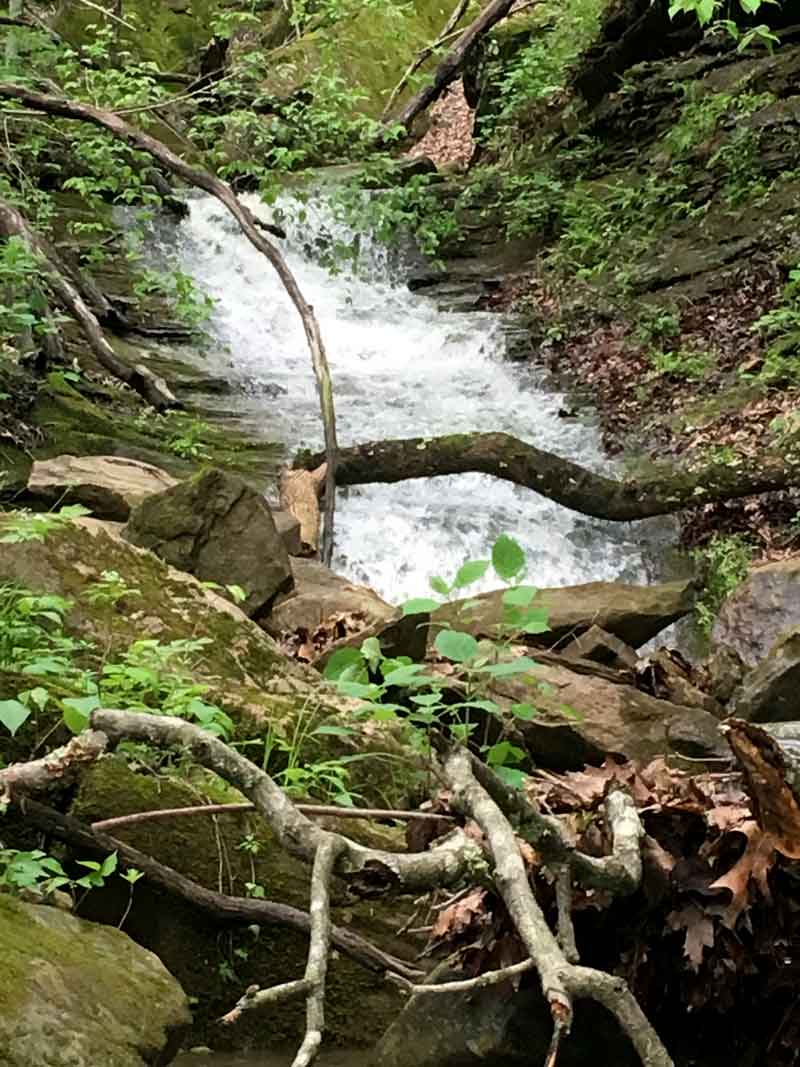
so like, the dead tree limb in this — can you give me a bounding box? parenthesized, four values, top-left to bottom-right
(381, 0, 470, 121)
(0, 732, 107, 801)
(443, 747, 673, 1067)
(384, 0, 535, 133)
(0, 198, 175, 409)
(15, 797, 422, 981)
(296, 430, 800, 522)
(0, 82, 338, 556)
(280, 464, 327, 558)
(293, 837, 345, 1067)
(84, 709, 667, 1066)
(220, 979, 312, 1025)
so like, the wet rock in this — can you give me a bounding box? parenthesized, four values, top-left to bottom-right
(373, 964, 638, 1067)
(560, 624, 639, 671)
(263, 558, 395, 635)
(704, 643, 746, 704)
(713, 558, 800, 668)
(0, 893, 190, 1067)
(732, 628, 800, 723)
(434, 578, 694, 650)
(123, 468, 292, 618)
(641, 649, 724, 717)
(490, 660, 708, 770)
(27, 454, 177, 522)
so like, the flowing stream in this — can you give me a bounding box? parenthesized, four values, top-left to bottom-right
(166, 191, 677, 603)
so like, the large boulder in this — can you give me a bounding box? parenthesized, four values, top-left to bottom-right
(123, 468, 292, 617)
(433, 579, 694, 649)
(264, 558, 395, 636)
(713, 558, 800, 668)
(732, 628, 800, 723)
(0, 893, 190, 1067)
(490, 659, 721, 769)
(27, 454, 177, 522)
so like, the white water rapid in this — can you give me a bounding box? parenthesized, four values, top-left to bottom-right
(167, 192, 677, 604)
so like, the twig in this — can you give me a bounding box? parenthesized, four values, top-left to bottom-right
(544, 1018, 567, 1067)
(292, 837, 345, 1067)
(554, 865, 579, 964)
(390, 957, 535, 994)
(91, 801, 455, 832)
(220, 978, 312, 1025)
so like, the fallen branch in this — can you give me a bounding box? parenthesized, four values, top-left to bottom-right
(295, 430, 800, 521)
(220, 978, 312, 1025)
(16, 797, 422, 981)
(443, 747, 673, 1067)
(0, 732, 107, 801)
(381, 0, 470, 121)
(280, 464, 327, 558)
(91, 800, 455, 832)
(384, 0, 531, 133)
(0, 199, 175, 410)
(293, 837, 345, 1067)
(390, 957, 535, 994)
(0, 82, 338, 553)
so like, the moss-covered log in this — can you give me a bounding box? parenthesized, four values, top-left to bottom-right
(296, 431, 800, 521)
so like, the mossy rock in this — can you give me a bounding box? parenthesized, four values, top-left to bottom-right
(70, 757, 414, 1051)
(0, 892, 190, 1066)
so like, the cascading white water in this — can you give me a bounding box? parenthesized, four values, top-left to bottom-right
(166, 191, 677, 604)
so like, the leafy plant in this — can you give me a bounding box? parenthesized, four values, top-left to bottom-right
(693, 533, 753, 636)
(0, 505, 91, 543)
(650, 346, 717, 380)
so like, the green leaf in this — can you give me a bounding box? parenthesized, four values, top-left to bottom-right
(313, 724, 355, 737)
(336, 681, 382, 700)
(429, 575, 450, 596)
(485, 741, 525, 767)
(477, 656, 539, 678)
(100, 851, 118, 877)
(360, 636, 382, 671)
(0, 700, 31, 737)
(410, 693, 444, 707)
(511, 702, 538, 721)
(324, 648, 364, 681)
(493, 766, 526, 789)
(434, 629, 479, 663)
(383, 664, 438, 687)
(492, 535, 526, 581)
(453, 559, 490, 589)
(401, 597, 440, 616)
(502, 585, 538, 607)
(27, 687, 50, 711)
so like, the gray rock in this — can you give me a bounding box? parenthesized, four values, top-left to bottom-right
(273, 509, 302, 556)
(713, 558, 800, 667)
(373, 965, 638, 1067)
(489, 660, 708, 770)
(0, 894, 190, 1067)
(733, 628, 800, 723)
(123, 468, 292, 618)
(264, 558, 395, 635)
(27, 454, 177, 522)
(705, 644, 746, 704)
(434, 578, 695, 649)
(560, 624, 639, 671)
(666, 709, 729, 762)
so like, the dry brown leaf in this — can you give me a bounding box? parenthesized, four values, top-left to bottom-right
(705, 804, 751, 833)
(725, 719, 800, 858)
(431, 887, 488, 941)
(666, 903, 716, 972)
(708, 820, 775, 928)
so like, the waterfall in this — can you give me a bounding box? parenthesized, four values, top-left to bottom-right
(166, 191, 677, 604)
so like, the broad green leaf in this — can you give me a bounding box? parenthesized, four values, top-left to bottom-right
(100, 851, 118, 877)
(511, 702, 538, 721)
(493, 766, 526, 789)
(360, 636, 382, 671)
(336, 681, 382, 700)
(429, 575, 450, 596)
(452, 699, 501, 715)
(453, 559, 490, 589)
(485, 741, 525, 767)
(324, 647, 364, 681)
(477, 656, 539, 678)
(313, 724, 355, 737)
(434, 629, 479, 663)
(410, 693, 444, 707)
(401, 597, 439, 616)
(492, 535, 525, 581)
(502, 585, 538, 607)
(0, 700, 31, 737)
(383, 664, 438, 687)
(27, 687, 50, 711)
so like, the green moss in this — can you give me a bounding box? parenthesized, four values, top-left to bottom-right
(71, 758, 410, 1050)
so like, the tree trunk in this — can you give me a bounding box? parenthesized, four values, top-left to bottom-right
(295, 430, 800, 522)
(384, 0, 525, 134)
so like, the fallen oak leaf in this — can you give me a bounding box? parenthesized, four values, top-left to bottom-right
(666, 903, 715, 972)
(708, 820, 775, 929)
